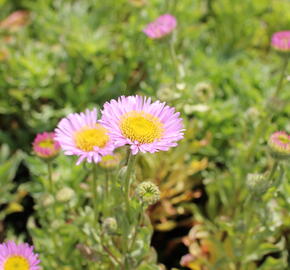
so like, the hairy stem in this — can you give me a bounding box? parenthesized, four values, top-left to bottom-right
(273, 53, 289, 97)
(267, 160, 279, 182)
(92, 164, 99, 223)
(124, 152, 136, 217)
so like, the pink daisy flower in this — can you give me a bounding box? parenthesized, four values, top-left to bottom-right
(0, 241, 40, 270)
(143, 14, 177, 39)
(268, 131, 290, 160)
(55, 108, 115, 165)
(101, 95, 184, 155)
(271, 31, 290, 52)
(32, 132, 60, 159)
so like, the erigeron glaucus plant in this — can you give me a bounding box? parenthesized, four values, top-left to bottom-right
(271, 31, 290, 52)
(55, 108, 115, 165)
(0, 241, 40, 270)
(143, 14, 177, 39)
(27, 95, 184, 270)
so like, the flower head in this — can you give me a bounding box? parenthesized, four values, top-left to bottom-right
(268, 131, 290, 160)
(136, 181, 160, 205)
(32, 132, 60, 160)
(55, 108, 115, 165)
(56, 187, 75, 202)
(99, 153, 122, 170)
(101, 95, 184, 155)
(143, 14, 177, 39)
(246, 173, 268, 195)
(0, 241, 40, 270)
(271, 31, 290, 52)
(102, 217, 118, 234)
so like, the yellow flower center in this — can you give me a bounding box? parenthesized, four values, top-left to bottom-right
(120, 111, 164, 144)
(38, 139, 54, 149)
(75, 125, 109, 152)
(4, 256, 29, 270)
(278, 135, 289, 144)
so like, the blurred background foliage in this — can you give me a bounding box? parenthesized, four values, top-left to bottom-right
(0, 0, 290, 269)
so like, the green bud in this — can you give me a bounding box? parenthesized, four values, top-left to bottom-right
(56, 187, 75, 202)
(268, 131, 290, 160)
(246, 173, 268, 195)
(41, 194, 54, 206)
(102, 217, 118, 234)
(136, 181, 160, 205)
(99, 153, 122, 170)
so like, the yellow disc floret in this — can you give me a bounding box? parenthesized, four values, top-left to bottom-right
(4, 256, 30, 270)
(120, 111, 164, 144)
(75, 125, 109, 152)
(38, 139, 54, 149)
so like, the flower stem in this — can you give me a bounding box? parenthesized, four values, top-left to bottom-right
(129, 204, 144, 252)
(169, 35, 179, 87)
(124, 152, 136, 216)
(122, 152, 137, 269)
(100, 231, 121, 266)
(267, 160, 279, 182)
(92, 164, 99, 223)
(273, 53, 289, 97)
(103, 170, 110, 215)
(46, 161, 59, 254)
(47, 161, 56, 218)
(245, 54, 289, 162)
(47, 161, 54, 194)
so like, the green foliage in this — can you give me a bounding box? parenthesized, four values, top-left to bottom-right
(0, 0, 289, 269)
(0, 144, 25, 220)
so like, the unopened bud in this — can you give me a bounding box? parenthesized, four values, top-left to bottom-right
(56, 187, 75, 202)
(102, 217, 118, 234)
(136, 181, 160, 205)
(246, 173, 268, 195)
(32, 132, 60, 161)
(41, 194, 54, 206)
(99, 153, 122, 170)
(268, 131, 290, 160)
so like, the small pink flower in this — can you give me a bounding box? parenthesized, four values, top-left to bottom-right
(271, 31, 290, 52)
(32, 132, 60, 159)
(101, 95, 184, 155)
(55, 108, 115, 165)
(268, 131, 290, 160)
(0, 241, 40, 270)
(143, 14, 177, 39)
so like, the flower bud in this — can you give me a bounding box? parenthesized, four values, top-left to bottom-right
(271, 31, 290, 52)
(41, 194, 54, 207)
(99, 153, 122, 170)
(268, 131, 290, 160)
(102, 217, 118, 234)
(32, 132, 60, 160)
(56, 187, 75, 202)
(136, 181, 160, 205)
(246, 173, 268, 195)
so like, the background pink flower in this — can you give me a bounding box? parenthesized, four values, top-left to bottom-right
(271, 31, 290, 52)
(143, 14, 177, 39)
(32, 132, 60, 159)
